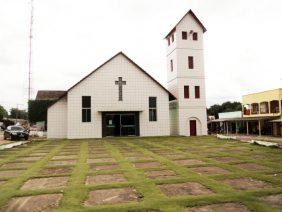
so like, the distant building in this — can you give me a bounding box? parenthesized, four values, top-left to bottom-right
(209, 88, 282, 136)
(242, 88, 281, 136)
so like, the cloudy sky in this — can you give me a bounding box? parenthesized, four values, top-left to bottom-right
(0, 0, 281, 111)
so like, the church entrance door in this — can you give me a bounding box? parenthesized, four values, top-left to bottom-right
(102, 112, 139, 137)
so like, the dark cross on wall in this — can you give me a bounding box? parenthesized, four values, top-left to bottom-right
(115, 77, 126, 101)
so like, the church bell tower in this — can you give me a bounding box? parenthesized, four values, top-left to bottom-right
(166, 10, 207, 136)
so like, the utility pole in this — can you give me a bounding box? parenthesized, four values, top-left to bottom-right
(28, 0, 34, 101)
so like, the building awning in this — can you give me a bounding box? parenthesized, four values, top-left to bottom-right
(269, 118, 282, 123)
(97, 109, 144, 112)
(209, 116, 280, 123)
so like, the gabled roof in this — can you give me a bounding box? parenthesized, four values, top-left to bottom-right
(165, 9, 207, 39)
(36, 90, 66, 100)
(48, 52, 176, 108)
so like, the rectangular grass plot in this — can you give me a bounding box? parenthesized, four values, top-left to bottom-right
(3, 194, 62, 212)
(85, 174, 127, 185)
(158, 182, 213, 197)
(21, 177, 68, 190)
(84, 188, 142, 205)
(221, 178, 271, 191)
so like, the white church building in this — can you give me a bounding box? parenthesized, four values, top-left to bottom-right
(47, 10, 208, 139)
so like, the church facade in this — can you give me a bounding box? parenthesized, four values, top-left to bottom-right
(47, 10, 208, 139)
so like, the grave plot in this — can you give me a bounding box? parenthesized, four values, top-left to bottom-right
(16, 156, 42, 162)
(186, 202, 250, 212)
(191, 166, 230, 175)
(125, 156, 154, 162)
(158, 182, 213, 197)
(89, 164, 119, 171)
(84, 187, 142, 206)
(3, 194, 63, 212)
(87, 158, 115, 163)
(28, 152, 48, 157)
(134, 161, 163, 169)
(48, 160, 76, 166)
(259, 194, 282, 210)
(212, 157, 240, 163)
(0, 170, 22, 178)
(1, 162, 32, 169)
(21, 176, 69, 190)
(40, 167, 73, 175)
(88, 153, 111, 158)
(174, 159, 205, 166)
(85, 174, 127, 185)
(235, 163, 270, 172)
(145, 170, 177, 179)
(52, 155, 77, 160)
(220, 178, 271, 191)
(0, 180, 6, 185)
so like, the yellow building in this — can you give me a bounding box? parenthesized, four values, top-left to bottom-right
(242, 88, 282, 136)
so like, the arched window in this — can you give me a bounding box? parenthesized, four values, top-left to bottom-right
(251, 103, 259, 114)
(270, 100, 279, 113)
(244, 104, 250, 115)
(260, 102, 269, 114)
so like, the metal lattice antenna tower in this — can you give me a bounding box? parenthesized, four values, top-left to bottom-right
(28, 0, 34, 101)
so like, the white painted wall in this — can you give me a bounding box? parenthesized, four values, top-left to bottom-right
(66, 54, 170, 139)
(47, 97, 67, 139)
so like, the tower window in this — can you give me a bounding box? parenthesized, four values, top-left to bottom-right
(170, 60, 173, 72)
(195, 86, 200, 98)
(171, 33, 174, 42)
(182, 31, 187, 40)
(167, 37, 170, 46)
(184, 86, 189, 99)
(193, 32, 198, 41)
(188, 56, 194, 69)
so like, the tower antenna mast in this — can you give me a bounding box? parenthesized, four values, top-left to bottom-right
(28, 0, 34, 101)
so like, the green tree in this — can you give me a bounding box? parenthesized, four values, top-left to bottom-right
(9, 108, 28, 120)
(207, 101, 242, 119)
(0, 105, 8, 120)
(28, 100, 56, 124)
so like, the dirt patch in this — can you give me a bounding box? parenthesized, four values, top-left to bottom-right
(48, 160, 76, 166)
(89, 153, 111, 158)
(1, 162, 32, 169)
(259, 194, 282, 210)
(40, 167, 73, 175)
(29, 152, 47, 157)
(87, 158, 115, 163)
(145, 170, 177, 179)
(52, 155, 77, 160)
(213, 157, 240, 163)
(21, 176, 68, 190)
(84, 187, 141, 205)
(165, 154, 187, 160)
(186, 202, 249, 212)
(0, 170, 22, 178)
(191, 166, 230, 175)
(134, 161, 162, 169)
(0, 180, 6, 185)
(235, 163, 269, 171)
(174, 159, 205, 166)
(221, 178, 271, 190)
(3, 193, 63, 212)
(89, 164, 119, 171)
(17, 156, 42, 162)
(125, 156, 153, 162)
(85, 174, 127, 185)
(158, 182, 213, 197)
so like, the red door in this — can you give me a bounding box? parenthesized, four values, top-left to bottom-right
(190, 120, 197, 136)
